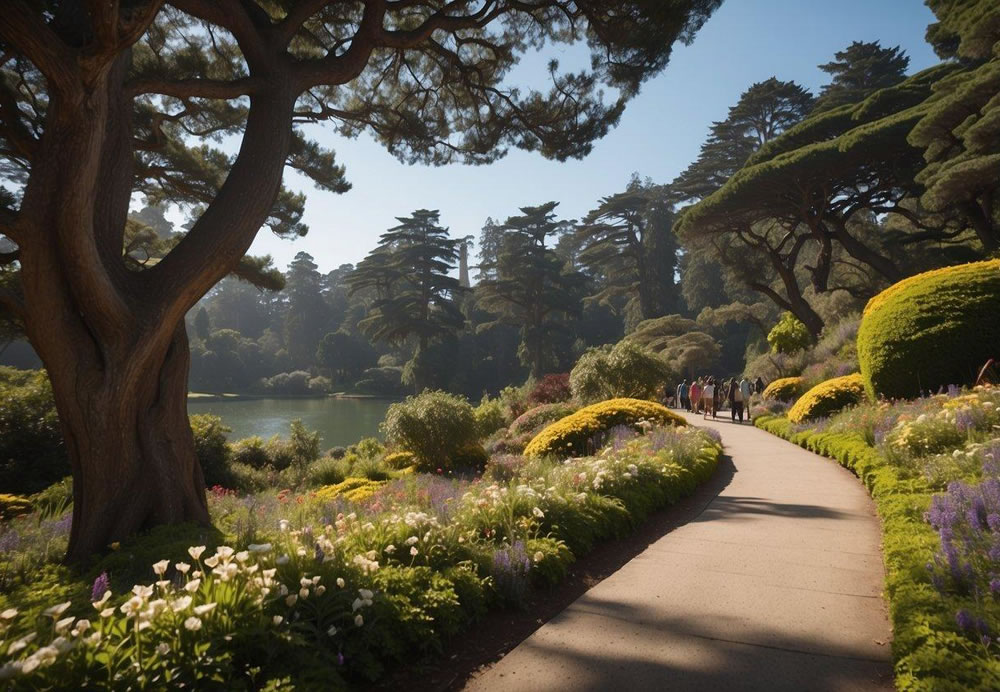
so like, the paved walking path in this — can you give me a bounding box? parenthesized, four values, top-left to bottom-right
(464, 411, 893, 691)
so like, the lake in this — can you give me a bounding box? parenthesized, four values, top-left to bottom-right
(187, 397, 394, 448)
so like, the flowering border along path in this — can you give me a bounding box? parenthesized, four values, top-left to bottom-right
(466, 411, 892, 692)
(0, 424, 722, 689)
(755, 414, 1000, 691)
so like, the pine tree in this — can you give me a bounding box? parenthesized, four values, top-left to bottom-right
(478, 202, 585, 379)
(348, 210, 466, 391)
(813, 41, 909, 113)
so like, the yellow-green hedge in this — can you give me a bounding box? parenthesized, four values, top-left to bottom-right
(0, 493, 32, 521)
(314, 477, 386, 504)
(858, 260, 1000, 399)
(788, 374, 868, 423)
(761, 376, 806, 401)
(383, 451, 416, 469)
(523, 398, 685, 458)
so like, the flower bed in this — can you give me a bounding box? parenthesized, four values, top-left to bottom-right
(0, 423, 721, 688)
(756, 387, 1000, 690)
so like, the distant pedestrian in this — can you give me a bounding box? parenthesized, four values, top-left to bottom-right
(740, 377, 753, 423)
(755, 376, 765, 395)
(677, 380, 689, 411)
(728, 379, 739, 422)
(690, 379, 702, 414)
(702, 378, 715, 419)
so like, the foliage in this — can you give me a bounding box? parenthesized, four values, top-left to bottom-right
(523, 398, 685, 458)
(0, 368, 67, 494)
(382, 392, 479, 472)
(857, 260, 1000, 399)
(189, 415, 233, 488)
(570, 340, 672, 403)
(527, 374, 573, 406)
(383, 452, 417, 471)
(260, 371, 314, 396)
(476, 202, 585, 378)
(0, 495, 32, 521)
(812, 40, 909, 113)
(473, 397, 509, 439)
(767, 312, 812, 354)
(787, 374, 868, 424)
(756, 404, 1000, 689)
(509, 403, 581, 438)
(761, 377, 806, 402)
(315, 478, 388, 504)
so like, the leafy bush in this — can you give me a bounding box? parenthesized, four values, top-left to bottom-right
(327, 446, 347, 460)
(305, 457, 349, 487)
(527, 374, 572, 405)
(787, 374, 867, 424)
(189, 414, 232, 487)
(382, 391, 479, 472)
(230, 435, 271, 469)
(383, 451, 416, 469)
(261, 370, 313, 395)
(570, 340, 671, 403)
(0, 368, 67, 494)
(28, 477, 73, 519)
(353, 366, 406, 396)
(858, 260, 1000, 399)
(509, 402, 580, 437)
(473, 396, 508, 439)
(352, 437, 385, 459)
(499, 383, 531, 420)
(767, 312, 812, 354)
(761, 376, 806, 402)
(524, 398, 685, 458)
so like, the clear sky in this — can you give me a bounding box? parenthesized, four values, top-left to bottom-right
(240, 0, 940, 274)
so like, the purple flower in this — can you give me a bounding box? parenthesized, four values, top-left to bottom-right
(91, 571, 110, 601)
(491, 540, 533, 605)
(957, 609, 975, 631)
(0, 530, 20, 553)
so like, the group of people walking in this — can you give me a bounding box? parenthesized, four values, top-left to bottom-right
(673, 376, 765, 424)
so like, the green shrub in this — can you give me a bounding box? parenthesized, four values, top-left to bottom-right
(305, 457, 349, 486)
(473, 395, 508, 439)
(383, 451, 416, 469)
(448, 445, 489, 473)
(189, 414, 232, 487)
(230, 436, 271, 469)
(570, 340, 672, 403)
(524, 398, 685, 458)
(767, 312, 812, 354)
(382, 391, 479, 472)
(227, 461, 275, 493)
(353, 437, 385, 459)
(0, 368, 68, 493)
(28, 476, 73, 518)
(787, 374, 868, 423)
(857, 260, 1000, 399)
(761, 376, 805, 401)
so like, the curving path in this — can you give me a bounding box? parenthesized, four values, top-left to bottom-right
(463, 411, 893, 692)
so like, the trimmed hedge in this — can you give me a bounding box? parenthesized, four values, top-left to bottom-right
(858, 260, 1000, 399)
(787, 373, 867, 423)
(761, 376, 806, 402)
(523, 398, 685, 458)
(755, 415, 1000, 690)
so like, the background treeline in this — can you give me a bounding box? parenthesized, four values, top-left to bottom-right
(2, 28, 997, 397)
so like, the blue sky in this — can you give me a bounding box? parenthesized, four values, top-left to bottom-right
(243, 0, 940, 274)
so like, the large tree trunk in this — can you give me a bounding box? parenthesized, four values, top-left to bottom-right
(56, 326, 209, 563)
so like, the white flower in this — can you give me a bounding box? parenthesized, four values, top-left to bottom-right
(70, 619, 90, 637)
(299, 588, 310, 599)
(384, 544, 396, 554)
(156, 642, 170, 656)
(132, 584, 154, 599)
(0, 662, 24, 680)
(204, 555, 220, 568)
(352, 598, 363, 612)
(327, 625, 338, 636)
(172, 596, 193, 612)
(359, 589, 373, 601)
(183, 616, 202, 631)
(193, 603, 216, 616)
(532, 507, 544, 519)
(152, 559, 170, 576)
(285, 594, 298, 607)
(273, 615, 283, 625)
(405, 536, 419, 546)
(337, 578, 346, 588)
(410, 546, 419, 556)
(354, 614, 364, 627)
(1, 608, 17, 620)
(99, 607, 114, 619)
(43, 601, 72, 618)
(8, 633, 36, 655)
(184, 579, 202, 593)
(315, 585, 326, 596)
(54, 616, 75, 635)
(248, 543, 272, 553)
(188, 546, 206, 560)
(175, 562, 191, 574)
(533, 551, 545, 563)
(278, 519, 290, 532)
(120, 596, 145, 618)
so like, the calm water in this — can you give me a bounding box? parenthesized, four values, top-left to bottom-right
(187, 397, 394, 447)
